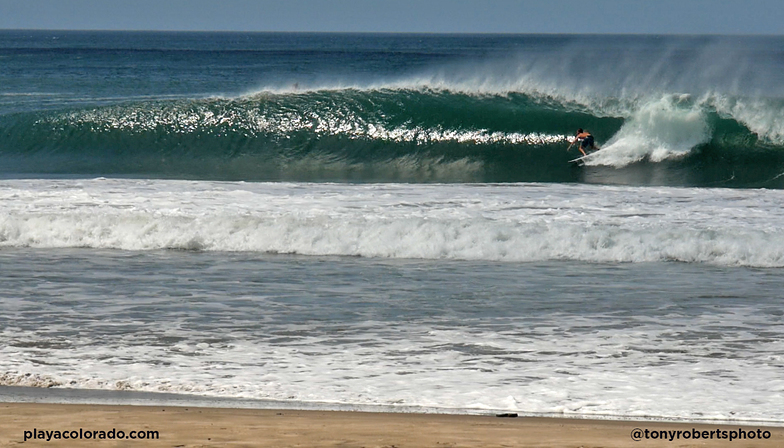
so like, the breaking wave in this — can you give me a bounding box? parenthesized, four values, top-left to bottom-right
(1, 86, 784, 187)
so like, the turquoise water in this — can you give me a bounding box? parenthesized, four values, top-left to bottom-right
(2, 31, 784, 186)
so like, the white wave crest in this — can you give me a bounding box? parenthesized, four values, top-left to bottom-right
(709, 94, 784, 144)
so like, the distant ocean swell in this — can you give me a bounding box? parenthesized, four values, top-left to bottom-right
(2, 88, 784, 187)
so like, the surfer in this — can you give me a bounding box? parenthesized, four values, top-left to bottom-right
(567, 129, 597, 157)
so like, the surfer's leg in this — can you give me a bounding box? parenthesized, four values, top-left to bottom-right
(579, 140, 588, 156)
(582, 136, 594, 151)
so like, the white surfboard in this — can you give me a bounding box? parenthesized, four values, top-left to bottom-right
(568, 155, 589, 163)
(569, 149, 601, 164)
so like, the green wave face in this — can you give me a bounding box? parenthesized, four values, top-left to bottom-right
(1, 89, 784, 187)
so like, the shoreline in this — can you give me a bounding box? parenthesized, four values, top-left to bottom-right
(1, 402, 782, 448)
(1, 385, 781, 427)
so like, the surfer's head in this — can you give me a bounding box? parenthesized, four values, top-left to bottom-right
(576, 128, 583, 135)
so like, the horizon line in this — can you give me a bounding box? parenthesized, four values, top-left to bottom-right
(1, 28, 781, 38)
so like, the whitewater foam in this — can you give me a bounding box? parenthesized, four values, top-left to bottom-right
(587, 95, 711, 166)
(1, 253, 782, 422)
(1, 179, 783, 267)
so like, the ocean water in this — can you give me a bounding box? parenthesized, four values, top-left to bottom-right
(0, 31, 783, 423)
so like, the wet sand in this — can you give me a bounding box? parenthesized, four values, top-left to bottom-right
(1, 402, 781, 447)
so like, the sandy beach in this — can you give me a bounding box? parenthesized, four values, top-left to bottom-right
(0, 402, 780, 448)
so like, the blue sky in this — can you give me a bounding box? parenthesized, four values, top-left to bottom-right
(1, 0, 782, 34)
